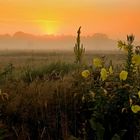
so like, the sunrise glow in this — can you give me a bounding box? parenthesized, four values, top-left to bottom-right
(37, 20, 60, 35)
(0, 0, 140, 39)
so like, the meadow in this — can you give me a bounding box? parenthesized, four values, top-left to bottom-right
(0, 33, 140, 140)
(0, 50, 125, 68)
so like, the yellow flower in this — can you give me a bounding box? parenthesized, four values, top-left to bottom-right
(138, 91, 140, 98)
(109, 66, 113, 74)
(100, 68, 107, 81)
(131, 105, 140, 113)
(119, 70, 128, 81)
(93, 58, 102, 68)
(81, 70, 90, 78)
(132, 55, 140, 65)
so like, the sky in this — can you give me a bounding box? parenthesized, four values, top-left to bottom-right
(0, 0, 140, 40)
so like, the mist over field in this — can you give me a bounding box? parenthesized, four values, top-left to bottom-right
(0, 31, 119, 51)
(1, 0, 140, 139)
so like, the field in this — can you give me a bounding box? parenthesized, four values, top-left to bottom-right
(0, 36, 140, 140)
(1, 0, 140, 139)
(0, 50, 125, 67)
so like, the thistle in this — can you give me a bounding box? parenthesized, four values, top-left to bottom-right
(74, 26, 85, 64)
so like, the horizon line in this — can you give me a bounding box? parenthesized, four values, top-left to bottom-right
(0, 31, 115, 38)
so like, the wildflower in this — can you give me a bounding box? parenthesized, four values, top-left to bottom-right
(93, 58, 102, 68)
(138, 91, 140, 98)
(100, 68, 107, 81)
(109, 66, 113, 74)
(131, 105, 140, 113)
(81, 70, 90, 78)
(132, 55, 140, 65)
(119, 70, 128, 81)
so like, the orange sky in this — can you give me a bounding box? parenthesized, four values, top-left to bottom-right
(0, 0, 140, 40)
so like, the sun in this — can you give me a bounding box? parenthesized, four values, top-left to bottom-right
(38, 20, 59, 35)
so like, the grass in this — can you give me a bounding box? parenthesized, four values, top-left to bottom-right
(0, 50, 125, 66)
(0, 48, 139, 140)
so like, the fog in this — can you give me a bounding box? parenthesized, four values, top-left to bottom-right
(0, 31, 131, 51)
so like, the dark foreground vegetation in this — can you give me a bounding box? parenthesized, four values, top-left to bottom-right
(0, 28, 140, 140)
